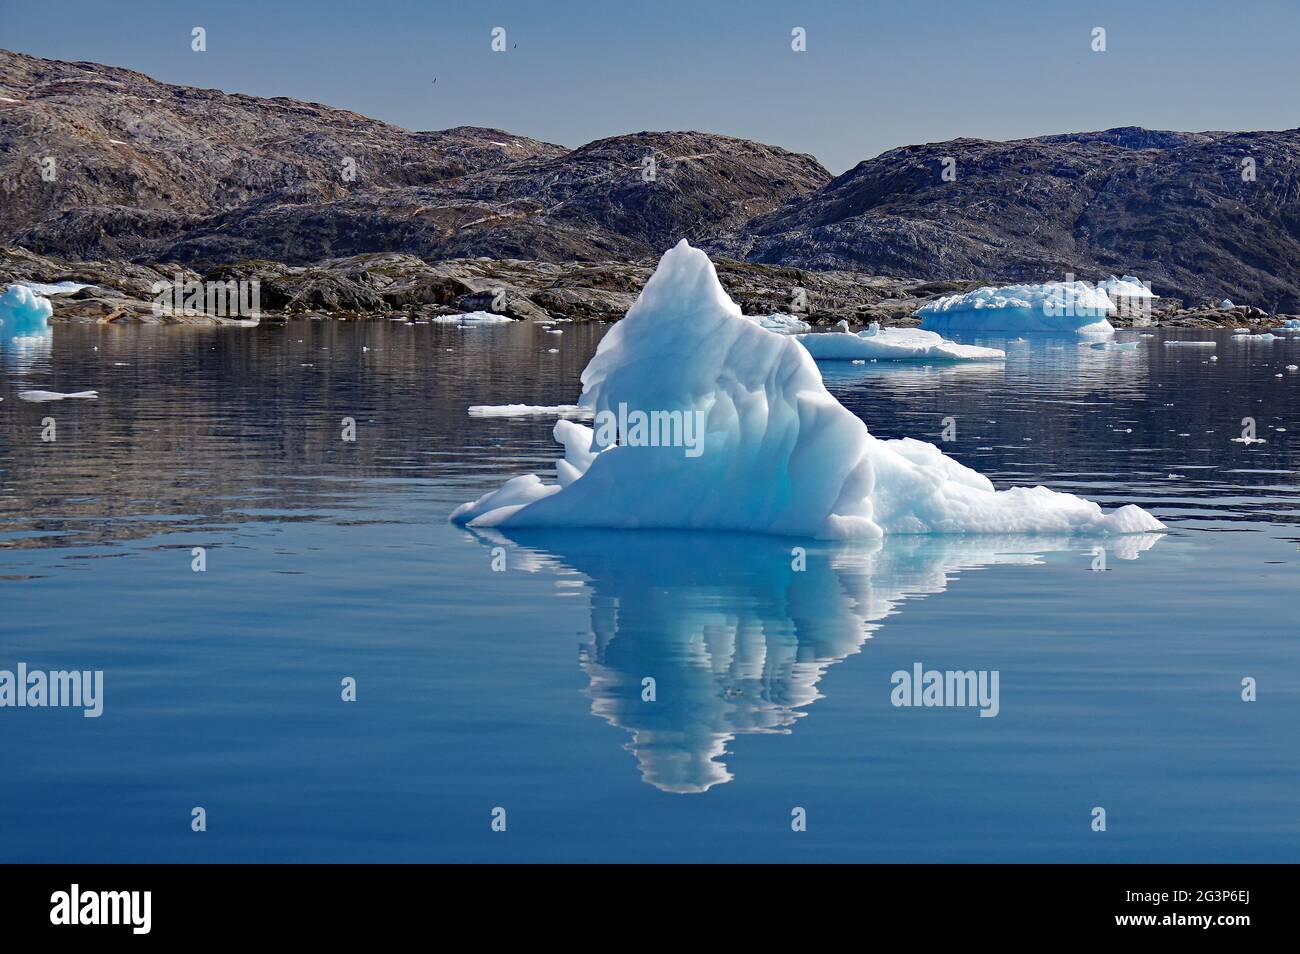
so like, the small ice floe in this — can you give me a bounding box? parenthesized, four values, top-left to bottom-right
(468, 404, 593, 419)
(1164, 340, 1216, 347)
(17, 280, 93, 296)
(18, 390, 98, 402)
(744, 313, 812, 334)
(1231, 436, 1267, 445)
(1232, 331, 1276, 342)
(918, 281, 1118, 335)
(547, 348, 560, 353)
(1091, 340, 1138, 351)
(796, 322, 1004, 361)
(547, 329, 563, 335)
(431, 311, 514, 325)
(1287, 365, 1299, 372)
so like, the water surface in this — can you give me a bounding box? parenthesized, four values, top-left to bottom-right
(2, 320, 1297, 862)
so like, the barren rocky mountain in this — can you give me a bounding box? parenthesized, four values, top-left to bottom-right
(0, 49, 829, 266)
(4, 48, 1300, 312)
(716, 127, 1300, 310)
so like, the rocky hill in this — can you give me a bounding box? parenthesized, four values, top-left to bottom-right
(715, 127, 1300, 310)
(4, 48, 1300, 310)
(0, 50, 828, 266)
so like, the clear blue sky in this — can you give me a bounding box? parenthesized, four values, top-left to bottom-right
(4, 0, 1297, 172)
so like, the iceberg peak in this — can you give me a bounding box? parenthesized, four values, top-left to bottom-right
(452, 242, 1163, 538)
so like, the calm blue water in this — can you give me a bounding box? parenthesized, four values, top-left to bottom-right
(2, 320, 1298, 862)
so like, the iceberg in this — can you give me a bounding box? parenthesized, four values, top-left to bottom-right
(0, 283, 54, 338)
(430, 311, 514, 325)
(16, 280, 93, 297)
(743, 313, 811, 334)
(18, 390, 98, 402)
(451, 241, 1163, 538)
(918, 281, 1117, 335)
(796, 322, 1004, 361)
(468, 404, 593, 419)
(1097, 276, 1154, 300)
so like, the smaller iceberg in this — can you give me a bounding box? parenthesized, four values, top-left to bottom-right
(0, 283, 54, 338)
(796, 322, 1004, 361)
(18, 390, 98, 402)
(468, 404, 593, 419)
(743, 313, 811, 334)
(1097, 276, 1154, 301)
(430, 311, 515, 325)
(17, 280, 93, 297)
(919, 281, 1117, 335)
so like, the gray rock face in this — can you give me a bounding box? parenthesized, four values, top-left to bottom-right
(1, 50, 828, 267)
(0, 50, 565, 250)
(5, 49, 1300, 314)
(714, 126, 1300, 311)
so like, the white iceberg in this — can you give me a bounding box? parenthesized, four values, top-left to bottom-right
(796, 322, 1004, 361)
(17, 280, 93, 297)
(918, 281, 1117, 335)
(1097, 275, 1154, 300)
(451, 241, 1162, 539)
(743, 313, 811, 334)
(0, 283, 54, 337)
(18, 390, 98, 402)
(468, 404, 593, 419)
(430, 311, 515, 325)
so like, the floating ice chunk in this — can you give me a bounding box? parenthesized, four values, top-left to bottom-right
(918, 281, 1116, 335)
(17, 280, 93, 296)
(430, 311, 514, 325)
(1164, 340, 1216, 347)
(452, 241, 1162, 538)
(18, 390, 98, 401)
(745, 313, 811, 334)
(796, 322, 1005, 361)
(1233, 332, 1276, 342)
(0, 284, 54, 337)
(468, 404, 593, 419)
(1097, 276, 1154, 299)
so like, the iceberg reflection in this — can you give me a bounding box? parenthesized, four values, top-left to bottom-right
(468, 528, 1160, 793)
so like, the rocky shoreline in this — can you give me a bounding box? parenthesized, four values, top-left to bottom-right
(2, 244, 1293, 331)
